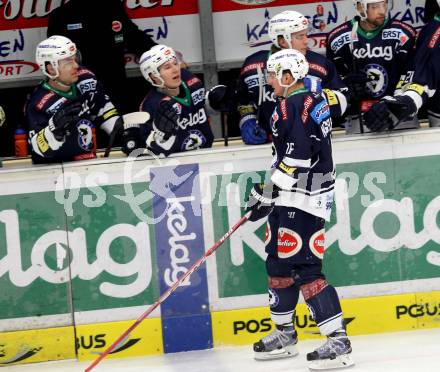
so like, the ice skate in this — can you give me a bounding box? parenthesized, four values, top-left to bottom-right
(253, 325, 298, 360)
(307, 330, 354, 370)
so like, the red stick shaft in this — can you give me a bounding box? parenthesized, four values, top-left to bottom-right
(85, 212, 250, 371)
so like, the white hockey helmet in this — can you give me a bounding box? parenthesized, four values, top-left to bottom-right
(139, 44, 177, 88)
(268, 10, 309, 49)
(353, 0, 393, 20)
(36, 35, 77, 79)
(266, 49, 309, 88)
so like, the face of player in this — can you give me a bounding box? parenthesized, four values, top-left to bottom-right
(366, 1, 387, 27)
(158, 58, 181, 89)
(267, 71, 291, 97)
(285, 30, 309, 55)
(51, 55, 79, 86)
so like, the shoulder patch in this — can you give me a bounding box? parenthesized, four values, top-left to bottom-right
(186, 77, 201, 87)
(280, 99, 288, 120)
(301, 95, 313, 124)
(241, 61, 265, 75)
(309, 63, 328, 77)
(391, 20, 417, 38)
(77, 67, 95, 78)
(329, 31, 352, 53)
(36, 91, 55, 111)
(328, 22, 350, 40)
(429, 26, 440, 48)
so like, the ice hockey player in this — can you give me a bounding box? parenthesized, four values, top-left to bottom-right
(364, 0, 440, 131)
(326, 0, 417, 133)
(236, 10, 348, 145)
(244, 49, 353, 370)
(25, 35, 126, 164)
(123, 45, 215, 157)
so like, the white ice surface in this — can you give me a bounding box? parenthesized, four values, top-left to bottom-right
(3, 328, 440, 372)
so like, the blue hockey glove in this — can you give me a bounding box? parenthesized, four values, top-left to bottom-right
(239, 116, 267, 145)
(304, 76, 322, 94)
(245, 182, 279, 222)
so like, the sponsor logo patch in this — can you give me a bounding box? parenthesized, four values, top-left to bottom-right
(309, 229, 325, 259)
(277, 228, 302, 258)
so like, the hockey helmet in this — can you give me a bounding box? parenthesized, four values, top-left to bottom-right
(353, 0, 393, 20)
(266, 49, 309, 88)
(139, 44, 177, 88)
(36, 35, 77, 79)
(268, 10, 309, 49)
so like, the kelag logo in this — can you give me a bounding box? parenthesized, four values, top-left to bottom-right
(0, 61, 39, 77)
(76, 334, 141, 354)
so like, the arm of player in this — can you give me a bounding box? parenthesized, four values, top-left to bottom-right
(144, 100, 179, 157)
(271, 101, 316, 189)
(27, 101, 82, 158)
(321, 60, 349, 118)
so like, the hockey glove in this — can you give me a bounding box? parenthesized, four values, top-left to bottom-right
(364, 95, 417, 132)
(153, 100, 178, 140)
(245, 182, 279, 222)
(121, 126, 141, 155)
(343, 71, 369, 100)
(304, 76, 323, 94)
(206, 84, 237, 113)
(239, 116, 267, 145)
(48, 100, 83, 140)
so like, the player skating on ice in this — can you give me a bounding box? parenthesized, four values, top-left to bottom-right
(245, 49, 353, 370)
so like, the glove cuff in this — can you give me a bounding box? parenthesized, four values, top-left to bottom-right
(239, 114, 257, 129)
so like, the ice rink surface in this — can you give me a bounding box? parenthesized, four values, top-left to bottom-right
(3, 328, 440, 372)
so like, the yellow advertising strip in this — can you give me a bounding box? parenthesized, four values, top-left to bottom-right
(76, 317, 163, 361)
(212, 291, 440, 347)
(0, 326, 75, 366)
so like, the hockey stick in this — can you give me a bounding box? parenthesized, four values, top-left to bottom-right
(348, 17, 365, 134)
(85, 211, 251, 372)
(103, 112, 150, 158)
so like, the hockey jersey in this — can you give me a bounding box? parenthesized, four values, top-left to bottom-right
(270, 88, 335, 221)
(401, 14, 440, 121)
(25, 67, 119, 163)
(326, 18, 416, 101)
(139, 69, 214, 157)
(237, 48, 348, 135)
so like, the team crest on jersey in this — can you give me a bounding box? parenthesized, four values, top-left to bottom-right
(76, 119, 94, 150)
(364, 64, 388, 98)
(309, 229, 325, 259)
(277, 228, 302, 258)
(181, 129, 206, 151)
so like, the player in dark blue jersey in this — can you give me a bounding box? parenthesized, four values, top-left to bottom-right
(245, 49, 353, 370)
(326, 0, 417, 132)
(364, 0, 440, 131)
(124, 45, 214, 157)
(25, 35, 123, 164)
(236, 10, 348, 145)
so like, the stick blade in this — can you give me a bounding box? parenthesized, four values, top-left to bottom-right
(123, 111, 150, 126)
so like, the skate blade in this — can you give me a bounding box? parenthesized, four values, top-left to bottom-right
(254, 344, 299, 361)
(308, 353, 354, 370)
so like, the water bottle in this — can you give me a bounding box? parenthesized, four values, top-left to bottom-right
(14, 126, 29, 157)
